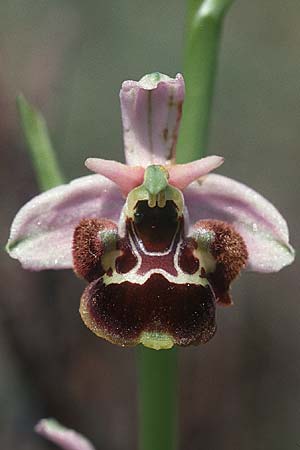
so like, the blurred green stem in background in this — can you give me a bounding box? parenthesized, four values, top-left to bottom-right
(17, 94, 65, 191)
(138, 1, 234, 450)
(176, 0, 235, 162)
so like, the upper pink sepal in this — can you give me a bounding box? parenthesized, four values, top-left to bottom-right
(35, 419, 96, 450)
(7, 175, 124, 270)
(120, 72, 184, 167)
(184, 174, 295, 272)
(85, 157, 144, 194)
(168, 155, 224, 189)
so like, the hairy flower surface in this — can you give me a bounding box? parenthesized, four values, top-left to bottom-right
(7, 73, 294, 350)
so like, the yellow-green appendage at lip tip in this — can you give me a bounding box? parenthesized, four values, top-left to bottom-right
(140, 331, 174, 350)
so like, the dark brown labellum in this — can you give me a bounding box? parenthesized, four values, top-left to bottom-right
(73, 201, 247, 349)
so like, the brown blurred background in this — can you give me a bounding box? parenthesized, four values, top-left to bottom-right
(1, 1, 299, 449)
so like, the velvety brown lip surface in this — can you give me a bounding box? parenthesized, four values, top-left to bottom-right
(178, 238, 200, 274)
(80, 273, 216, 347)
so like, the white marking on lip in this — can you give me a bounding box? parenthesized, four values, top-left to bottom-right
(103, 227, 209, 288)
(103, 215, 211, 289)
(130, 221, 178, 256)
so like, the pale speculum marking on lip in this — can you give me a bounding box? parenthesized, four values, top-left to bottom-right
(74, 199, 220, 349)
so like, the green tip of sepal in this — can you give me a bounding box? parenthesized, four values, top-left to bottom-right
(138, 72, 173, 89)
(17, 94, 64, 191)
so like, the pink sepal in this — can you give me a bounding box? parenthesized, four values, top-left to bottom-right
(184, 174, 295, 272)
(120, 73, 184, 167)
(7, 175, 124, 270)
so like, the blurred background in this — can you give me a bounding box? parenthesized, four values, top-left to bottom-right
(1, 1, 299, 449)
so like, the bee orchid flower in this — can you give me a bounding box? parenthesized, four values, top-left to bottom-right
(7, 73, 294, 350)
(35, 419, 96, 450)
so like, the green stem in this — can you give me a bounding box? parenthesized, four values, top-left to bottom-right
(138, 2, 234, 450)
(138, 347, 178, 450)
(17, 94, 65, 191)
(176, 0, 235, 162)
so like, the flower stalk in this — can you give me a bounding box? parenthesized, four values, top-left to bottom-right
(139, 2, 235, 450)
(177, 0, 235, 162)
(138, 348, 178, 450)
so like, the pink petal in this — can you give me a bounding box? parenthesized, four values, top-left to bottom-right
(35, 419, 96, 450)
(7, 175, 124, 270)
(184, 174, 295, 273)
(168, 155, 224, 189)
(120, 72, 184, 167)
(85, 158, 144, 194)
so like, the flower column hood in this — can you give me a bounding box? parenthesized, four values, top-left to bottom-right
(7, 73, 295, 350)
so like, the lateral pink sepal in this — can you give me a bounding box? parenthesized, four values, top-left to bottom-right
(7, 175, 123, 270)
(184, 174, 295, 272)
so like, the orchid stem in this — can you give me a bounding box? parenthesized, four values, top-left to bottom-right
(176, 0, 235, 162)
(138, 2, 234, 450)
(138, 347, 178, 450)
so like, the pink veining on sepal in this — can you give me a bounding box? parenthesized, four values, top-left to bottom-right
(35, 419, 96, 450)
(7, 175, 124, 270)
(120, 72, 184, 167)
(168, 155, 224, 189)
(184, 174, 295, 272)
(85, 158, 144, 194)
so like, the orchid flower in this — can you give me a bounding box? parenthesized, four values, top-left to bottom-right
(35, 419, 96, 450)
(7, 72, 294, 350)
